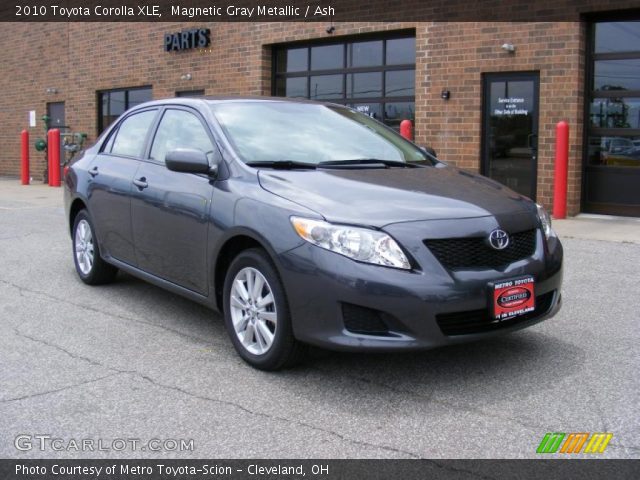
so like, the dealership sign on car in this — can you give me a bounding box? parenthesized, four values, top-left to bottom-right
(492, 277, 536, 321)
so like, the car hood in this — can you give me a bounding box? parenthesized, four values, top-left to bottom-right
(258, 165, 536, 227)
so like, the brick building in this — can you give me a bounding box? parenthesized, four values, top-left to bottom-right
(1, 17, 639, 216)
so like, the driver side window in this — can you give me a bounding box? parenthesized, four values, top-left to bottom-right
(150, 109, 215, 164)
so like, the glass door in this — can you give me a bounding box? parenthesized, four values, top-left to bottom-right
(482, 72, 540, 200)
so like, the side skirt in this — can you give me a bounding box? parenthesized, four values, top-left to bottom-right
(105, 256, 218, 312)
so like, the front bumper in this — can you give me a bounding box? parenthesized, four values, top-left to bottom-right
(276, 220, 563, 352)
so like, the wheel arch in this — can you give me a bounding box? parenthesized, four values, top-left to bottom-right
(212, 229, 284, 312)
(69, 197, 88, 235)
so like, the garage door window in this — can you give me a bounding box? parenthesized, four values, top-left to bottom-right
(587, 22, 640, 167)
(274, 34, 415, 131)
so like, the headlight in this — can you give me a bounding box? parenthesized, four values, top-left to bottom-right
(536, 203, 553, 239)
(290, 217, 411, 270)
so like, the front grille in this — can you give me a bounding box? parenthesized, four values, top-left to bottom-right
(342, 303, 391, 336)
(424, 229, 537, 270)
(436, 290, 555, 336)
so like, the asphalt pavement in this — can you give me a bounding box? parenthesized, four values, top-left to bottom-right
(0, 178, 638, 459)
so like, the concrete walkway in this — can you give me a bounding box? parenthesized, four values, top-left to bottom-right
(0, 177, 63, 210)
(553, 214, 640, 245)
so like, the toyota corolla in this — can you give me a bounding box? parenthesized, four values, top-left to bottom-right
(64, 97, 563, 370)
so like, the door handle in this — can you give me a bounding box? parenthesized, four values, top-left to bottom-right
(88, 166, 99, 177)
(133, 177, 148, 189)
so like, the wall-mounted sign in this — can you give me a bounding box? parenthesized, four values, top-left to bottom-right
(164, 28, 211, 52)
(494, 97, 529, 116)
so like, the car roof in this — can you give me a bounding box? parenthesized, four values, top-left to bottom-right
(132, 96, 341, 109)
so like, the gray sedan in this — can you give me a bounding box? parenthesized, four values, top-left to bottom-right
(63, 98, 562, 370)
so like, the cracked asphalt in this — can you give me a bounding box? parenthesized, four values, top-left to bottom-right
(0, 179, 638, 459)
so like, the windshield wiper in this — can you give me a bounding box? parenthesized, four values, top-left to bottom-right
(318, 159, 422, 168)
(245, 160, 317, 170)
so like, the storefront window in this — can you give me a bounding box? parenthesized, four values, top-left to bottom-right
(593, 59, 640, 92)
(310, 74, 343, 100)
(384, 102, 415, 131)
(311, 44, 344, 70)
(385, 70, 415, 97)
(276, 47, 307, 72)
(587, 135, 640, 167)
(594, 22, 640, 53)
(349, 103, 383, 120)
(590, 98, 640, 129)
(98, 86, 152, 133)
(587, 22, 640, 167)
(385, 37, 416, 65)
(347, 72, 382, 98)
(348, 40, 383, 67)
(285, 77, 307, 98)
(274, 33, 415, 131)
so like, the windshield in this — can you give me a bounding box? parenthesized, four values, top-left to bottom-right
(209, 101, 430, 165)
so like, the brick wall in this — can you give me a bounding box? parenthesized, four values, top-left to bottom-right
(419, 22, 585, 214)
(1, 21, 586, 214)
(0, 23, 69, 182)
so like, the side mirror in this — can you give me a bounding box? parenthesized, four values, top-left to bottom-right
(165, 148, 216, 175)
(421, 146, 437, 158)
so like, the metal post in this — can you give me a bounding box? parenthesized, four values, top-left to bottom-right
(47, 129, 53, 186)
(400, 119, 413, 141)
(553, 121, 569, 219)
(51, 129, 61, 187)
(20, 130, 29, 185)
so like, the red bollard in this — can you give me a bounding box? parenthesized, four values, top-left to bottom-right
(553, 121, 569, 219)
(21, 130, 29, 185)
(50, 129, 61, 187)
(47, 129, 53, 186)
(400, 119, 413, 141)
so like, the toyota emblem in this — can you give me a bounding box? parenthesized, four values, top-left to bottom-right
(488, 229, 510, 250)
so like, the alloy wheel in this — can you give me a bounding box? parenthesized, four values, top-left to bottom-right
(74, 219, 94, 275)
(229, 267, 277, 355)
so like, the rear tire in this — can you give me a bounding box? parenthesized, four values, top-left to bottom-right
(72, 210, 118, 285)
(223, 248, 306, 370)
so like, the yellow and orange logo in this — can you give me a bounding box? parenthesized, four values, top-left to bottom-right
(537, 432, 613, 454)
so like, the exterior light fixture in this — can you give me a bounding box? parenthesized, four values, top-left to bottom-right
(180, 73, 193, 81)
(501, 43, 516, 53)
(45, 87, 58, 94)
(441, 89, 451, 100)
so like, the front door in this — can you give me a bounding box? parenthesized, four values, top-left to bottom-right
(131, 107, 216, 294)
(482, 72, 540, 200)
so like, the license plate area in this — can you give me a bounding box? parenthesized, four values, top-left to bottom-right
(490, 276, 535, 321)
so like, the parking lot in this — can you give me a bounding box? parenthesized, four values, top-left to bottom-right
(0, 178, 638, 459)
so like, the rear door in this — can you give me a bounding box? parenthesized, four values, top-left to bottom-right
(130, 107, 217, 294)
(86, 108, 158, 266)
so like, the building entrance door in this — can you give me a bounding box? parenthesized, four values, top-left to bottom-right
(482, 72, 540, 200)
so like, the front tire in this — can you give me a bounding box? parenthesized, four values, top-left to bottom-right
(72, 210, 118, 285)
(223, 248, 305, 370)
